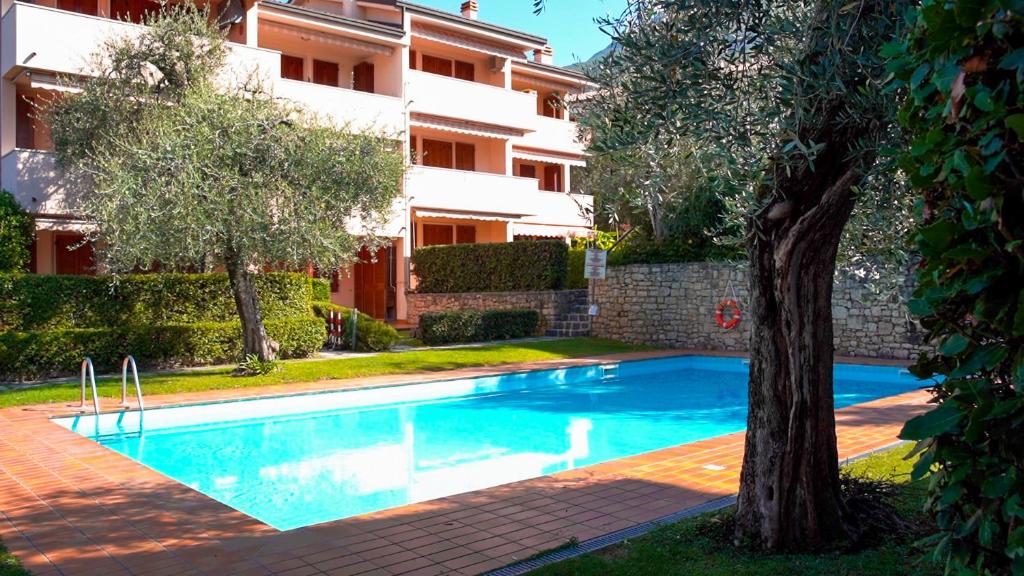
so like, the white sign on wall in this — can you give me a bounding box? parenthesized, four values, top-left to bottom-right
(583, 249, 607, 280)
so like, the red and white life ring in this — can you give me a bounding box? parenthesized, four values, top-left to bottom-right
(715, 299, 742, 330)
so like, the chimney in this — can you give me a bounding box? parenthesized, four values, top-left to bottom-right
(533, 45, 554, 65)
(460, 0, 478, 20)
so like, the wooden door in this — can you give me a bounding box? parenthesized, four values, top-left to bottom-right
(353, 62, 375, 93)
(354, 246, 392, 320)
(455, 142, 475, 171)
(518, 164, 536, 179)
(281, 54, 304, 81)
(313, 60, 339, 86)
(54, 233, 95, 275)
(421, 55, 453, 77)
(543, 94, 562, 119)
(422, 224, 453, 246)
(15, 94, 34, 149)
(422, 139, 453, 169)
(58, 0, 98, 15)
(454, 60, 475, 81)
(543, 165, 563, 192)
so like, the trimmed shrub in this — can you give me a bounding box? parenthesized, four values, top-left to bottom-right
(0, 190, 33, 273)
(412, 241, 568, 293)
(311, 302, 399, 352)
(0, 272, 311, 332)
(419, 309, 543, 345)
(309, 277, 331, 302)
(0, 316, 324, 381)
(567, 248, 587, 289)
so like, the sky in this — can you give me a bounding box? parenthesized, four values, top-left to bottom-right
(413, 0, 627, 66)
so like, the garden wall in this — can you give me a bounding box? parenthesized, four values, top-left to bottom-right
(591, 262, 928, 359)
(406, 290, 588, 330)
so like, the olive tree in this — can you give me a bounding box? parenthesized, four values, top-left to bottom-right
(547, 0, 911, 550)
(46, 6, 405, 361)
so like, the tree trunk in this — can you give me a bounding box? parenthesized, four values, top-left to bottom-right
(225, 249, 278, 361)
(735, 170, 859, 550)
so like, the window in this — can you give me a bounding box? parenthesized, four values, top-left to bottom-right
(57, 0, 98, 15)
(455, 142, 475, 171)
(517, 164, 537, 179)
(281, 54, 303, 81)
(422, 139, 454, 169)
(54, 233, 95, 276)
(421, 54, 476, 82)
(543, 165, 563, 192)
(110, 0, 161, 23)
(543, 93, 563, 119)
(313, 59, 339, 87)
(410, 50, 418, 70)
(15, 94, 34, 150)
(422, 224, 454, 246)
(456, 225, 476, 244)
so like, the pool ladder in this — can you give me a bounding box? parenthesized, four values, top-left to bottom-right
(79, 356, 145, 416)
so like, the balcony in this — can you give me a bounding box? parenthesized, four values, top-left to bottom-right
(274, 79, 404, 134)
(406, 166, 590, 228)
(1, 3, 279, 80)
(406, 70, 536, 131)
(0, 149, 81, 215)
(516, 115, 585, 156)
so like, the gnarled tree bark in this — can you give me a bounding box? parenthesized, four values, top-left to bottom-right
(225, 247, 279, 361)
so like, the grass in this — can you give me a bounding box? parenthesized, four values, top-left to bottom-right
(0, 541, 27, 576)
(530, 445, 940, 576)
(0, 337, 644, 408)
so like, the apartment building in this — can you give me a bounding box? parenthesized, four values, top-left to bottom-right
(0, 0, 592, 320)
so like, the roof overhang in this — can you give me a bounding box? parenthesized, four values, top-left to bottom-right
(399, 1, 546, 52)
(259, 1, 406, 47)
(412, 24, 525, 60)
(512, 223, 592, 239)
(414, 208, 525, 222)
(512, 147, 587, 167)
(511, 61, 594, 90)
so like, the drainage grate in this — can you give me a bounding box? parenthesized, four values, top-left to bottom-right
(485, 495, 736, 576)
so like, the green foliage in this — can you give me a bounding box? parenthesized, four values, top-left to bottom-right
(0, 272, 311, 331)
(419, 309, 543, 346)
(0, 316, 323, 381)
(309, 278, 331, 302)
(0, 190, 33, 273)
(412, 241, 569, 293)
(237, 353, 280, 376)
(892, 1, 1024, 574)
(567, 249, 587, 289)
(311, 301, 399, 352)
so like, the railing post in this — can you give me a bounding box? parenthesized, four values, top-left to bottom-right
(80, 358, 99, 416)
(350, 308, 359, 351)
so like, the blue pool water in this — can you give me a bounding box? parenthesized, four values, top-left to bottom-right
(56, 356, 924, 531)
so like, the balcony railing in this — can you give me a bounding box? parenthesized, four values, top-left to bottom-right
(516, 115, 585, 156)
(406, 70, 536, 131)
(274, 79, 404, 135)
(406, 165, 590, 227)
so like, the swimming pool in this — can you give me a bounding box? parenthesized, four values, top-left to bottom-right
(55, 356, 924, 531)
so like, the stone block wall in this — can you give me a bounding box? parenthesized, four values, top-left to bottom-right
(406, 289, 590, 330)
(591, 262, 928, 359)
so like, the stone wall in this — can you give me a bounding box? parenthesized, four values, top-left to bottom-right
(406, 289, 589, 329)
(591, 262, 928, 359)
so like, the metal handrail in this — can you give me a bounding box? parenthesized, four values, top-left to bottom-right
(79, 357, 99, 416)
(120, 355, 144, 412)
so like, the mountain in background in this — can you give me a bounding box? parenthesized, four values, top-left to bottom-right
(567, 41, 618, 71)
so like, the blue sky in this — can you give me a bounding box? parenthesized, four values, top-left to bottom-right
(414, 0, 627, 66)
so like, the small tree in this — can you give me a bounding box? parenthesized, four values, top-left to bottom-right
(893, 0, 1023, 573)
(0, 190, 34, 273)
(46, 6, 405, 360)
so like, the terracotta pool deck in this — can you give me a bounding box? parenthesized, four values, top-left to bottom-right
(0, 350, 931, 576)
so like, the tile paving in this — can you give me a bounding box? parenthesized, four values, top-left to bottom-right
(0, 351, 929, 575)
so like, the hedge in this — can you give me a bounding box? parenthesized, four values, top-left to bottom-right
(309, 277, 331, 302)
(0, 272, 312, 332)
(419, 309, 543, 345)
(567, 249, 587, 289)
(412, 240, 568, 293)
(311, 302, 400, 352)
(0, 316, 324, 381)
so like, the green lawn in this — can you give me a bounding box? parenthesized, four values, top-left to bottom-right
(530, 445, 940, 576)
(0, 337, 643, 408)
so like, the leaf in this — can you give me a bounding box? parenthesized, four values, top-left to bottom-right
(1008, 526, 1024, 559)
(900, 402, 963, 440)
(951, 345, 1010, 378)
(974, 89, 994, 112)
(1007, 114, 1024, 138)
(982, 471, 1015, 498)
(965, 168, 994, 200)
(911, 62, 931, 88)
(908, 297, 935, 317)
(918, 219, 958, 251)
(1014, 289, 1024, 337)
(939, 333, 970, 356)
(999, 48, 1024, 72)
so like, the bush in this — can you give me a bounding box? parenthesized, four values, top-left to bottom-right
(0, 316, 324, 381)
(0, 190, 33, 273)
(412, 241, 568, 293)
(311, 302, 399, 352)
(0, 272, 311, 332)
(309, 277, 331, 302)
(567, 248, 587, 289)
(419, 309, 543, 345)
